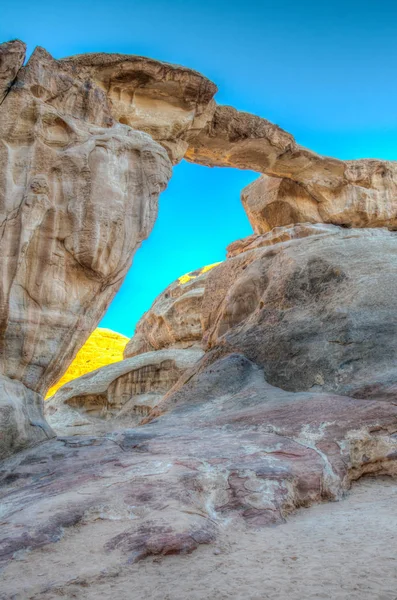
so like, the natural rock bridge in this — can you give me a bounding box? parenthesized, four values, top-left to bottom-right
(1, 40, 397, 583)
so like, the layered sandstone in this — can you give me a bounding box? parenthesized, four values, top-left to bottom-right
(46, 348, 203, 435)
(0, 41, 171, 457)
(2, 352, 397, 576)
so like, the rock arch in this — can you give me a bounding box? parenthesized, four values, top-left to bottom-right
(1, 39, 397, 457)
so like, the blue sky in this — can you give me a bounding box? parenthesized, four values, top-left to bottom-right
(2, 0, 396, 336)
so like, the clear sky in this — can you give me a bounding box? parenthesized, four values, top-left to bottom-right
(2, 0, 396, 336)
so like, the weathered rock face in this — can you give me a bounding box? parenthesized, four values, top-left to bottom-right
(46, 348, 204, 435)
(200, 224, 397, 400)
(0, 41, 172, 457)
(185, 105, 397, 231)
(0, 40, 26, 103)
(242, 169, 397, 233)
(1, 353, 397, 579)
(59, 52, 218, 164)
(124, 264, 219, 359)
(0, 375, 54, 459)
(241, 175, 322, 233)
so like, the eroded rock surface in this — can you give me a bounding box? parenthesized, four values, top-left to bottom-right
(124, 265, 218, 358)
(201, 225, 397, 400)
(242, 169, 397, 232)
(59, 52, 218, 164)
(0, 40, 26, 103)
(1, 353, 396, 581)
(0, 375, 54, 459)
(46, 348, 203, 435)
(186, 106, 397, 231)
(0, 42, 172, 456)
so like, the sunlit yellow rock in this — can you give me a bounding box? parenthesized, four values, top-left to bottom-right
(46, 328, 128, 399)
(178, 262, 221, 285)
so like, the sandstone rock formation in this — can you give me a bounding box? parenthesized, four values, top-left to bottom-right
(0, 42, 172, 457)
(46, 328, 128, 398)
(59, 51, 218, 164)
(0, 40, 26, 103)
(0, 375, 54, 459)
(124, 263, 220, 358)
(242, 169, 397, 233)
(186, 106, 397, 231)
(1, 38, 397, 587)
(1, 352, 397, 578)
(46, 348, 203, 435)
(198, 224, 397, 400)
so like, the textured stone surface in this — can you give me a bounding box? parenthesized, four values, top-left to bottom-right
(0, 42, 171, 456)
(0, 375, 54, 459)
(0, 44, 171, 396)
(124, 264, 220, 359)
(226, 222, 337, 257)
(0, 40, 26, 103)
(186, 106, 397, 231)
(46, 348, 204, 435)
(241, 175, 321, 233)
(1, 41, 397, 586)
(1, 353, 397, 579)
(201, 225, 397, 400)
(242, 168, 397, 232)
(46, 328, 128, 398)
(59, 52, 218, 164)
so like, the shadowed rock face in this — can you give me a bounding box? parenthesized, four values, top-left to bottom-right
(0, 41, 171, 457)
(201, 225, 397, 400)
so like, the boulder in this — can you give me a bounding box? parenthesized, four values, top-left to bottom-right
(201, 224, 397, 400)
(242, 169, 397, 232)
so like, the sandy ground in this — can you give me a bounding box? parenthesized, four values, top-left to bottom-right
(1, 476, 397, 600)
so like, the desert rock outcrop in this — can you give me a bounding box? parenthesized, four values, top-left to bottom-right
(200, 224, 397, 400)
(46, 348, 203, 435)
(124, 263, 220, 358)
(0, 41, 171, 457)
(2, 353, 397, 578)
(1, 39, 397, 583)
